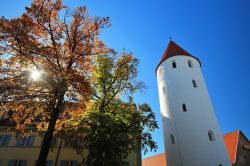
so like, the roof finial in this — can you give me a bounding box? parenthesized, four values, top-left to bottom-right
(169, 36, 172, 41)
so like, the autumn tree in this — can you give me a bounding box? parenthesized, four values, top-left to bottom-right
(67, 53, 158, 165)
(0, 0, 111, 165)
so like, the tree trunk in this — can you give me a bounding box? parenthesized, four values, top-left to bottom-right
(36, 89, 65, 166)
(36, 106, 61, 166)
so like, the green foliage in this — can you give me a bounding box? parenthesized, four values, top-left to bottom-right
(71, 53, 158, 165)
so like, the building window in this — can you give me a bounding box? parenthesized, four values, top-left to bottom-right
(0, 134, 12, 146)
(188, 60, 193, 68)
(182, 104, 187, 112)
(8, 160, 27, 166)
(64, 137, 81, 147)
(170, 134, 175, 144)
(172, 61, 176, 68)
(219, 164, 222, 166)
(34, 160, 53, 166)
(192, 80, 197, 88)
(60, 160, 78, 166)
(64, 138, 74, 147)
(16, 135, 35, 146)
(208, 130, 215, 141)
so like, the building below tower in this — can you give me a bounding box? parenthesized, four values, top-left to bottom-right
(0, 116, 140, 166)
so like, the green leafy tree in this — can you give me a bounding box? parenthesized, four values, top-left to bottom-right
(68, 53, 158, 165)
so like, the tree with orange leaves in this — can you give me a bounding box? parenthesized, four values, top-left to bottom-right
(0, 0, 111, 165)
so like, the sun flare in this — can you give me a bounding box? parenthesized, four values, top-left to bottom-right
(30, 70, 41, 81)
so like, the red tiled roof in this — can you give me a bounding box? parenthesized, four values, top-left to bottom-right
(156, 40, 201, 73)
(142, 153, 166, 166)
(223, 130, 239, 164)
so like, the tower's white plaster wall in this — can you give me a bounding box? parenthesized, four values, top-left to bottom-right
(157, 56, 231, 166)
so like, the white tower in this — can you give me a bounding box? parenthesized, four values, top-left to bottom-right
(156, 40, 231, 166)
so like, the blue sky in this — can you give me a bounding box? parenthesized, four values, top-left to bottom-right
(1, 0, 250, 159)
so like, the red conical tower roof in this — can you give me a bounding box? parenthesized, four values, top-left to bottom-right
(156, 40, 201, 73)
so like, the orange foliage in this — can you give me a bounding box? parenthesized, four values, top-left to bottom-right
(0, 0, 111, 133)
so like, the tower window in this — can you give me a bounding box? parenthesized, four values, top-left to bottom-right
(172, 61, 176, 68)
(162, 86, 166, 95)
(219, 164, 222, 166)
(192, 80, 197, 88)
(170, 134, 175, 144)
(208, 130, 215, 141)
(182, 104, 187, 112)
(188, 60, 193, 68)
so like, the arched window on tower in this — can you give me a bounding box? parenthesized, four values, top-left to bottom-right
(188, 60, 193, 68)
(172, 61, 176, 68)
(208, 130, 215, 141)
(170, 134, 175, 144)
(182, 103, 187, 112)
(192, 80, 197, 88)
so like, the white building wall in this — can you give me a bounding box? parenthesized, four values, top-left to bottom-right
(157, 56, 231, 166)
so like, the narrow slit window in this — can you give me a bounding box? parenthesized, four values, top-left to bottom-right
(170, 134, 175, 144)
(192, 80, 197, 88)
(208, 130, 215, 141)
(182, 104, 187, 112)
(162, 86, 166, 95)
(188, 60, 193, 68)
(172, 61, 176, 68)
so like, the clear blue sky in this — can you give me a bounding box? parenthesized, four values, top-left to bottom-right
(1, 0, 249, 159)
